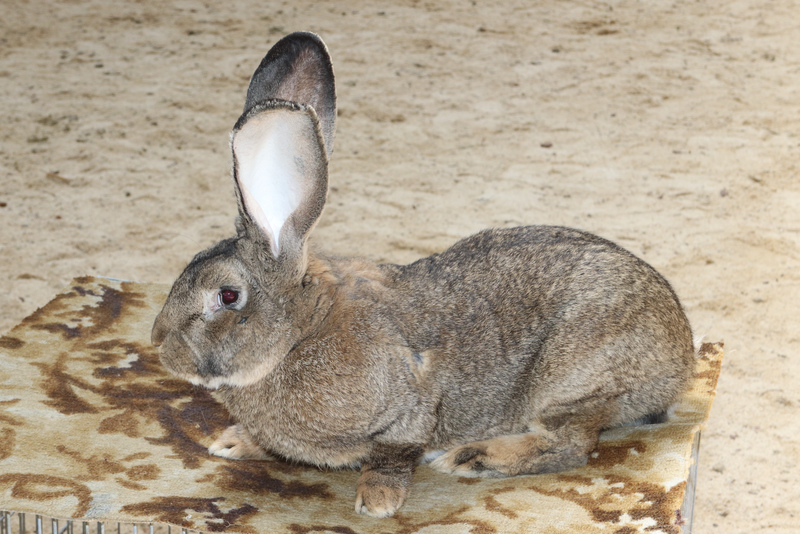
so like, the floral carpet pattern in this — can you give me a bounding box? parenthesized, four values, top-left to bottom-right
(0, 277, 720, 533)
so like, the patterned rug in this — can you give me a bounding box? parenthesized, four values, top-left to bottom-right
(0, 277, 721, 533)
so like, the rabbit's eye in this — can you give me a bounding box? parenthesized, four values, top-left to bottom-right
(220, 289, 239, 306)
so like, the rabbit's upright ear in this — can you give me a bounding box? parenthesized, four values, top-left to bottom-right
(232, 102, 327, 262)
(244, 32, 336, 155)
(232, 32, 335, 265)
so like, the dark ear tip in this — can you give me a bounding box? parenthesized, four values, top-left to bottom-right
(243, 31, 336, 155)
(267, 31, 334, 79)
(279, 31, 327, 47)
(264, 32, 329, 63)
(244, 32, 334, 105)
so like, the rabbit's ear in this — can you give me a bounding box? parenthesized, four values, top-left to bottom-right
(244, 32, 336, 155)
(232, 101, 327, 260)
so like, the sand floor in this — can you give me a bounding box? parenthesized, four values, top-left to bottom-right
(1, 0, 798, 531)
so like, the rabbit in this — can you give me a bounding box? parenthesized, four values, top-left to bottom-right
(151, 31, 696, 518)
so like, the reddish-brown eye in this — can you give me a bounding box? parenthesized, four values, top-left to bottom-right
(220, 289, 238, 305)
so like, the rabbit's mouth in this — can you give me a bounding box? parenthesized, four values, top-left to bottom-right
(151, 329, 221, 388)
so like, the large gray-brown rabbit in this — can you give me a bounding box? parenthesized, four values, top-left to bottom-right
(151, 32, 695, 518)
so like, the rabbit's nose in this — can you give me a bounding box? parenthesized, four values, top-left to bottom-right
(151, 314, 167, 347)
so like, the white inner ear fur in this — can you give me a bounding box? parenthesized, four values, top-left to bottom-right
(233, 111, 316, 257)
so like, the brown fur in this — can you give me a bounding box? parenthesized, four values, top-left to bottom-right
(151, 32, 695, 518)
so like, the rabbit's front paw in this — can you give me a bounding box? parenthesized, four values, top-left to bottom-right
(354, 469, 410, 518)
(208, 424, 270, 460)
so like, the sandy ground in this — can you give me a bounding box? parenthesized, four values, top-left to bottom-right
(1, 0, 798, 531)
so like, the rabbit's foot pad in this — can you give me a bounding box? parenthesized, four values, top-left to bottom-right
(355, 469, 410, 518)
(209, 424, 270, 460)
(431, 432, 580, 478)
